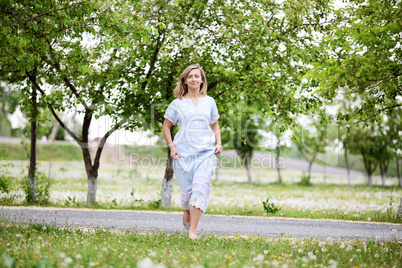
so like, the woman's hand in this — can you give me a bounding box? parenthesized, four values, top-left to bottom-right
(215, 143, 222, 155)
(169, 144, 180, 160)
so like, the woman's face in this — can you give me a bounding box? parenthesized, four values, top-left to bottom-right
(185, 68, 203, 91)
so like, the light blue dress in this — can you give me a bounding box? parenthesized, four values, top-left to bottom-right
(164, 96, 219, 212)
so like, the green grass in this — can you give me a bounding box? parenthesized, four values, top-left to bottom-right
(0, 143, 83, 161)
(0, 218, 401, 268)
(1, 156, 402, 224)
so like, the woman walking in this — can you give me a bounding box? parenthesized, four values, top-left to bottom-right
(163, 64, 221, 239)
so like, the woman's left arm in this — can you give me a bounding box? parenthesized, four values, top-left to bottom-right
(211, 121, 221, 155)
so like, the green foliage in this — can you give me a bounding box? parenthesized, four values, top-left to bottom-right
(64, 196, 80, 207)
(262, 198, 281, 214)
(22, 115, 66, 141)
(21, 171, 50, 205)
(148, 198, 161, 209)
(0, 175, 13, 194)
(0, 149, 14, 194)
(1, 253, 15, 268)
(305, 0, 401, 122)
(0, 113, 12, 136)
(222, 104, 264, 161)
(0, 84, 20, 115)
(298, 173, 313, 186)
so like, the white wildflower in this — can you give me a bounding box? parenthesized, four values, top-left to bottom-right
(298, 249, 303, 254)
(309, 255, 317, 260)
(64, 257, 73, 264)
(329, 259, 338, 266)
(374, 253, 379, 258)
(340, 244, 345, 249)
(253, 254, 264, 262)
(263, 250, 269, 254)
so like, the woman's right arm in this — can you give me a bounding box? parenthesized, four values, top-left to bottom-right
(163, 118, 180, 159)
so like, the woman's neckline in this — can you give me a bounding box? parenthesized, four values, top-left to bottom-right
(182, 95, 207, 100)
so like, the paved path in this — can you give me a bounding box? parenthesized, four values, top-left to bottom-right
(1, 207, 400, 241)
(221, 151, 364, 177)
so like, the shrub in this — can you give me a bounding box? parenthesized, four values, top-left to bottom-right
(21, 171, 50, 205)
(149, 198, 161, 209)
(0, 150, 14, 194)
(0, 175, 13, 194)
(298, 172, 312, 186)
(262, 198, 281, 214)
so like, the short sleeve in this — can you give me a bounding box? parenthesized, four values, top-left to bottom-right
(164, 101, 179, 125)
(210, 97, 219, 125)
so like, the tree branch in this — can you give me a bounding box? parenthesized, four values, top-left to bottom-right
(141, 30, 165, 90)
(44, 43, 90, 110)
(27, 72, 80, 143)
(25, 1, 88, 23)
(361, 104, 402, 122)
(93, 118, 126, 170)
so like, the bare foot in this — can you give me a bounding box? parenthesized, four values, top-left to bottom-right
(189, 230, 197, 239)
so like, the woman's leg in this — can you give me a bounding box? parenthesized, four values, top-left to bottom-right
(189, 206, 202, 238)
(188, 153, 216, 238)
(183, 209, 191, 226)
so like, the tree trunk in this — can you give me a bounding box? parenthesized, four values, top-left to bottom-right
(368, 173, 373, 187)
(82, 145, 98, 205)
(379, 158, 390, 187)
(361, 150, 378, 187)
(87, 174, 97, 205)
(48, 121, 60, 180)
(28, 86, 38, 203)
(246, 153, 252, 183)
(395, 197, 402, 219)
(161, 149, 174, 208)
(161, 126, 174, 208)
(85, 163, 98, 205)
(307, 160, 313, 181)
(28, 120, 38, 202)
(396, 154, 401, 187)
(381, 174, 386, 187)
(345, 148, 351, 186)
(276, 139, 282, 184)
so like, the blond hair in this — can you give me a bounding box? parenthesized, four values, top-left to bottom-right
(173, 64, 208, 99)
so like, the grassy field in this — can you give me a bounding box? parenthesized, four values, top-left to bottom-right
(1, 159, 402, 223)
(1, 218, 401, 268)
